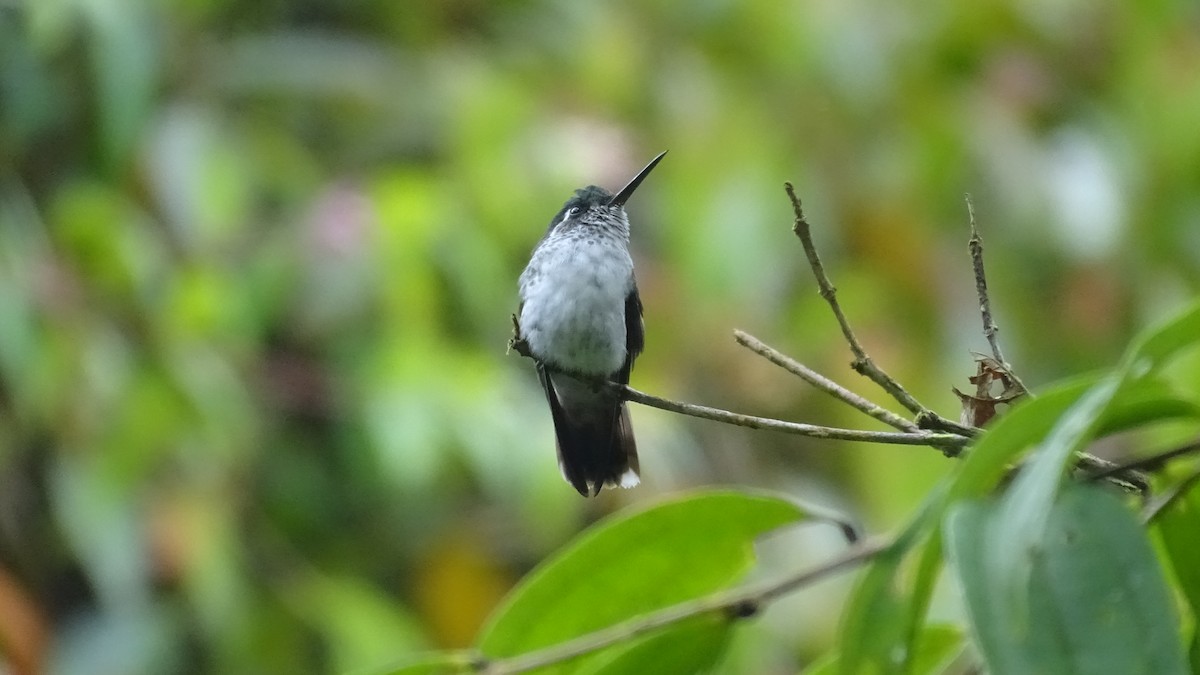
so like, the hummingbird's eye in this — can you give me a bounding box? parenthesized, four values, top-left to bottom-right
(567, 207, 580, 217)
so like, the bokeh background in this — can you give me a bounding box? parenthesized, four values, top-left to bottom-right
(2, 0, 1199, 672)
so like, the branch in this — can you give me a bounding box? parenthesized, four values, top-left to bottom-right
(965, 195, 1029, 396)
(784, 184, 920, 413)
(785, 183, 976, 437)
(1086, 439, 1200, 488)
(619, 384, 967, 449)
(966, 195, 1003, 365)
(1071, 454, 1149, 493)
(477, 537, 890, 674)
(509, 315, 964, 449)
(733, 329, 920, 433)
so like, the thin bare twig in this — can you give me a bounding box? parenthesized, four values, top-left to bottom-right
(966, 195, 1003, 365)
(1071, 455, 1149, 493)
(785, 183, 976, 437)
(619, 384, 967, 449)
(1086, 439, 1200, 484)
(965, 195, 1029, 396)
(477, 537, 890, 674)
(733, 329, 920, 433)
(784, 184, 920, 413)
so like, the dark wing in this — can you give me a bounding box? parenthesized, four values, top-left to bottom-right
(536, 362, 591, 495)
(617, 285, 644, 386)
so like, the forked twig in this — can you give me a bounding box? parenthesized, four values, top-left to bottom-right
(733, 330, 920, 433)
(1087, 439, 1200, 483)
(785, 183, 976, 437)
(620, 384, 965, 448)
(965, 194, 1028, 396)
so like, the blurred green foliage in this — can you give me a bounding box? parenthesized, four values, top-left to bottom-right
(1, 0, 1199, 672)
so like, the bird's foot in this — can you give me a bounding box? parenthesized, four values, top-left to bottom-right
(507, 313, 533, 358)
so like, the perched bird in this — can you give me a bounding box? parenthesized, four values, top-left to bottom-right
(517, 152, 666, 496)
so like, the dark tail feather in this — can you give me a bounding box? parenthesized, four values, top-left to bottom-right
(555, 402, 640, 496)
(538, 365, 640, 496)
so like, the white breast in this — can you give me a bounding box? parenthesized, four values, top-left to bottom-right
(519, 235, 633, 376)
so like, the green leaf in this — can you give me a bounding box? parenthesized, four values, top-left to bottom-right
(296, 575, 429, 675)
(1126, 300, 1200, 373)
(897, 531, 948, 673)
(835, 545, 907, 675)
(906, 624, 966, 675)
(942, 303, 1200, 675)
(477, 489, 814, 671)
(835, 487, 944, 675)
(803, 653, 838, 675)
(895, 305, 1200, 675)
(1154, 484, 1200, 674)
(1096, 382, 1200, 437)
(946, 484, 1187, 675)
(884, 377, 1099, 675)
(995, 374, 1123, 582)
(576, 614, 733, 675)
(988, 302, 1200, 612)
(944, 501, 1049, 675)
(808, 623, 963, 675)
(80, 0, 159, 171)
(373, 651, 475, 675)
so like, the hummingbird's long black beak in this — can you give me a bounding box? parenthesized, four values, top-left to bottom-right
(608, 151, 667, 207)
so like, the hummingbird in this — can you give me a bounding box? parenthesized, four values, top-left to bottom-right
(517, 151, 666, 496)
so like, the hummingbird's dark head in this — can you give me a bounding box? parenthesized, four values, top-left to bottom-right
(545, 186, 614, 232)
(544, 151, 667, 234)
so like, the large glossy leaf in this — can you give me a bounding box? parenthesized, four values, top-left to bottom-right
(1095, 380, 1200, 437)
(1154, 485, 1200, 674)
(922, 304, 1200, 672)
(945, 484, 1186, 675)
(834, 487, 944, 675)
(476, 489, 818, 671)
(945, 501, 1061, 675)
(839, 375, 1100, 675)
(834, 545, 907, 675)
(851, 376, 1100, 675)
(860, 305, 1200, 675)
(576, 614, 733, 675)
(896, 527, 949, 673)
(994, 374, 1124, 583)
(1126, 300, 1200, 371)
(985, 302, 1200, 618)
(808, 623, 963, 675)
(905, 624, 966, 675)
